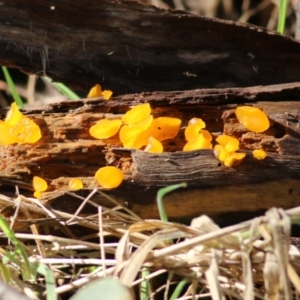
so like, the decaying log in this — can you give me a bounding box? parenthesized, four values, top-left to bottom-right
(1, 1, 300, 94)
(0, 83, 300, 220)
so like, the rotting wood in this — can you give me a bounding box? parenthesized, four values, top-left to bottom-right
(1, 1, 300, 94)
(0, 84, 300, 220)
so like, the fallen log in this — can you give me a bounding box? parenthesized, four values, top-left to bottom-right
(0, 83, 299, 220)
(1, 0, 300, 94)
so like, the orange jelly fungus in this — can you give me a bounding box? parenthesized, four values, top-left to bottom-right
(33, 176, 48, 198)
(119, 115, 153, 148)
(144, 136, 163, 153)
(69, 178, 83, 190)
(148, 117, 181, 141)
(9, 117, 42, 144)
(183, 134, 212, 151)
(253, 149, 267, 160)
(122, 103, 151, 125)
(235, 106, 270, 133)
(224, 152, 246, 167)
(185, 125, 212, 142)
(87, 84, 102, 98)
(95, 166, 124, 189)
(102, 90, 113, 100)
(214, 145, 228, 162)
(89, 119, 122, 139)
(188, 117, 206, 128)
(5, 102, 24, 126)
(0, 103, 41, 145)
(216, 135, 239, 153)
(33, 176, 48, 192)
(87, 84, 113, 100)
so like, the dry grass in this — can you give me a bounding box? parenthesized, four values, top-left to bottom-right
(0, 187, 300, 299)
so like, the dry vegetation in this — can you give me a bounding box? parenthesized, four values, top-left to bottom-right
(0, 1, 300, 300)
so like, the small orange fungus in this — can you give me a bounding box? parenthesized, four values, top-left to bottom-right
(236, 106, 270, 133)
(216, 135, 239, 153)
(102, 90, 113, 100)
(119, 115, 153, 148)
(87, 84, 102, 98)
(33, 176, 48, 198)
(89, 119, 122, 139)
(183, 134, 212, 151)
(9, 117, 42, 144)
(33, 191, 43, 199)
(214, 144, 246, 167)
(5, 102, 24, 126)
(0, 103, 42, 145)
(144, 136, 163, 153)
(253, 149, 267, 160)
(69, 178, 83, 190)
(214, 145, 228, 162)
(0, 121, 15, 145)
(185, 125, 212, 142)
(122, 103, 151, 125)
(224, 152, 246, 167)
(148, 117, 181, 141)
(188, 118, 206, 128)
(95, 166, 124, 189)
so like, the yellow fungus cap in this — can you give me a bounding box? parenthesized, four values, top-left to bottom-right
(235, 106, 270, 133)
(119, 115, 153, 148)
(216, 135, 239, 153)
(144, 136, 163, 153)
(102, 90, 113, 100)
(9, 117, 42, 144)
(214, 144, 228, 162)
(188, 118, 206, 128)
(224, 152, 246, 167)
(185, 125, 212, 142)
(253, 149, 267, 160)
(148, 117, 181, 141)
(89, 119, 122, 139)
(95, 166, 124, 189)
(0, 121, 15, 145)
(69, 178, 83, 190)
(5, 102, 24, 126)
(87, 84, 102, 98)
(122, 103, 151, 125)
(33, 191, 43, 199)
(33, 176, 48, 192)
(183, 134, 212, 151)
(0, 103, 42, 145)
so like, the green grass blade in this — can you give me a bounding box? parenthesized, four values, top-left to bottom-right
(0, 214, 33, 280)
(0, 260, 12, 283)
(140, 266, 151, 300)
(157, 183, 187, 223)
(37, 263, 57, 300)
(277, 0, 287, 34)
(44, 77, 80, 100)
(1, 67, 24, 108)
(169, 278, 188, 300)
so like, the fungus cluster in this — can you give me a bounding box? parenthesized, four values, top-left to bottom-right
(87, 84, 113, 100)
(183, 118, 212, 151)
(89, 103, 182, 153)
(0, 103, 41, 146)
(2, 94, 266, 198)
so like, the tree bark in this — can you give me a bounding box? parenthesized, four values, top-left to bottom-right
(1, 1, 300, 94)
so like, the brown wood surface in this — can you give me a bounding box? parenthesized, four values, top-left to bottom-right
(1, 1, 300, 94)
(0, 83, 300, 220)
